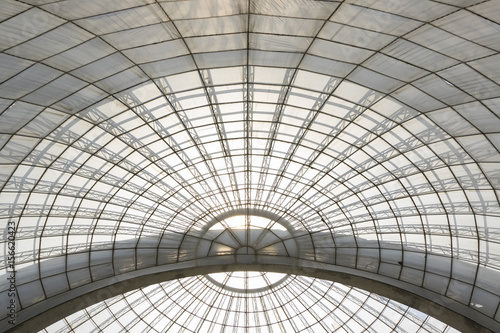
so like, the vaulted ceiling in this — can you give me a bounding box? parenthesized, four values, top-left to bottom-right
(1, 0, 500, 332)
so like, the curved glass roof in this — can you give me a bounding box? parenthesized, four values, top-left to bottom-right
(40, 273, 460, 333)
(1, 0, 500, 332)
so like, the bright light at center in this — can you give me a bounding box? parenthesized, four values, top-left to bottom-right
(206, 271, 289, 293)
(209, 215, 286, 230)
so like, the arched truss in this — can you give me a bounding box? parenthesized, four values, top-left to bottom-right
(8, 262, 492, 332)
(1, 0, 500, 332)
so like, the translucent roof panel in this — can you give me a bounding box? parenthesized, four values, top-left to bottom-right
(40, 273, 460, 333)
(1, 0, 500, 332)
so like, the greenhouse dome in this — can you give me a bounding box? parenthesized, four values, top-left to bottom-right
(1, 0, 500, 332)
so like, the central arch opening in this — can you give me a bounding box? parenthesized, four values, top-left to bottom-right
(197, 213, 299, 260)
(205, 271, 290, 293)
